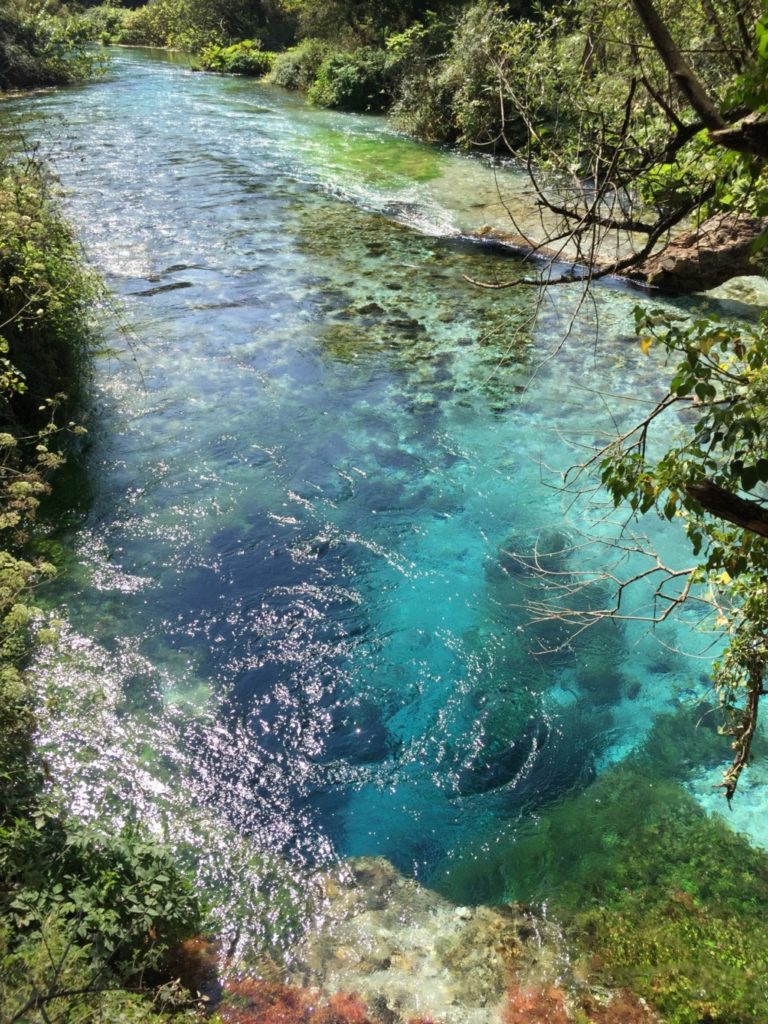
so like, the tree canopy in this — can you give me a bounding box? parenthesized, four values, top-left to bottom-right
(496, 0, 768, 797)
(442, 0, 765, 290)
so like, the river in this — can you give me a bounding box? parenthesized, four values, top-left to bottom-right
(0, 48, 738, 974)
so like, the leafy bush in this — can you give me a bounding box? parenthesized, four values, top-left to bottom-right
(0, 0, 102, 89)
(2, 816, 202, 977)
(0, 155, 100, 425)
(307, 47, 394, 111)
(118, 0, 194, 47)
(282, 0, 468, 46)
(392, 1, 537, 148)
(0, 640, 43, 823)
(0, 916, 193, 1024)
(195, 39, 276, 76)
(74, 4, 130, 45)
(386, 17, 463, 142)
(270, 36, 331, 90)
(116, 0, 293, 51)
(0, 149, 95, 836)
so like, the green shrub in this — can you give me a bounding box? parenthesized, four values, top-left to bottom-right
(117, 0, 192, 48)
(392, 1, 541, 149)
(0, 654, 42, 825)
(117, 0, 218, 50)
(385, 17, 458, 141)
(0, 915, 193, 1024)
(270, 36, 331, 90)
(307, 47, 394, 111)
(282, 0, 468, 47)
(0, 0, 102, 89)
(75, 4, 131, 45)
(0, 156, 100, 426)
(0, 150, 96, 835)
(115, 0, 293, 51)
(195, 39, 275, 76)
(2, 816, 202, 978)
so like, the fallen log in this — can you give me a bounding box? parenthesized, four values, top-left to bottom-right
(466, 213, 768, 294)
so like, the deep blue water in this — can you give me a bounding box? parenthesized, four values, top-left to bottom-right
(0, 48, 720, 953)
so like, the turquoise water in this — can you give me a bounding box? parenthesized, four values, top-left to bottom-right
(1, 49, 721, 955)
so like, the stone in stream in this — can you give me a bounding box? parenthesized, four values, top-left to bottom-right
(290, 856, 573, 1024)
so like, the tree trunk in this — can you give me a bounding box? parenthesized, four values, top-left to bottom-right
(626, 213, 768, 292)
(631, 0, 726, 131)
(686, 478, 768, 538)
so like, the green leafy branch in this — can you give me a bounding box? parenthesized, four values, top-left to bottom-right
(595, 309, 768, 798)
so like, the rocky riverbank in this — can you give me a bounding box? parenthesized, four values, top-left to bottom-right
(213, 856, 658, 1024)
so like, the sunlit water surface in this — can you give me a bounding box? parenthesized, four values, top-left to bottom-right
(0, 49, 725, 959)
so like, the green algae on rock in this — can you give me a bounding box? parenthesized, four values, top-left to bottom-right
(440, 759, 768, 1024)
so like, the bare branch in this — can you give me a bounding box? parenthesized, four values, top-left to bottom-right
(721, 643, 767, 801)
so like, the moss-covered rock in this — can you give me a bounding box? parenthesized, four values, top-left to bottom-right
(470, 763, 768, 1022)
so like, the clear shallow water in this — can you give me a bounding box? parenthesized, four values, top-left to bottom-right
(1, 49, 722, 956)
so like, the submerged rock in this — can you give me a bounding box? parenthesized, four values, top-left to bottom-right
(705, 273, 768, 308)
(291, 857, 572, 1024)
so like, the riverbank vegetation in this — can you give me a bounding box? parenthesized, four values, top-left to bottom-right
(0, 147, 208, 1023)
(0, 0, 104, 90)
(87, 0, 767, 284)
